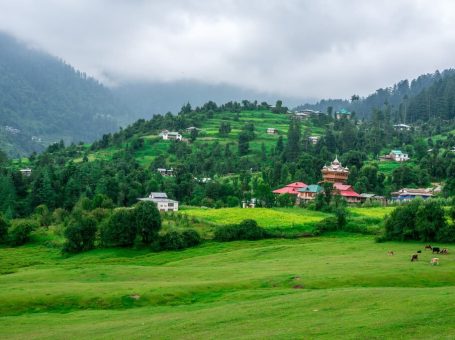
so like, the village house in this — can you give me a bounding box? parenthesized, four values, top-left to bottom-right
(380, 150, 409, 162)
(159, 130, 182, 141)
(242, 198, 258, 208)
(186, 126, 200, 132)
(335, 108, 351, 120)
(321, 157, 349, 184)
(393, 124, 411, 131)
(332, 183, 362, 203)
(297, 184, 323, 203)
(391, 188, 433, 201)
(294, 112, 309, 119)
(360, 193, 387, 205)
(308, 136, 319, 145)
(138, 192, 179, 212)
(19, 168, 32, 177)
(320, 157, 362, 203)
(267, 128, 279, 135)
(156, 168, 174, 177)
(272, 182, 307, 195)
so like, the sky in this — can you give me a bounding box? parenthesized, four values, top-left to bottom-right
(1, 0, 455, 100)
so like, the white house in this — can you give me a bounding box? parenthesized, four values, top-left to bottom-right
(393, 124, 411, 131)
(19, 168, 32, 177)
(159, 130, 182, 141)
(267, 128, 278, 134)
(156, 168, 174, 176)
(308, 136, 319, 145)
(389, 150, 409, 162)
(139, 192, 179, 212)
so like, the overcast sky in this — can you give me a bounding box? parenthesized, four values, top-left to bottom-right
(1, 0, 455, 100)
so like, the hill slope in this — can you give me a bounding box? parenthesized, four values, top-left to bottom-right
(0, 33, 127, 157)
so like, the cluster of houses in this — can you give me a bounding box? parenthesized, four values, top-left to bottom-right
(272, 157, 364, 204)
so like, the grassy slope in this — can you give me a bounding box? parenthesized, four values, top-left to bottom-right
(78, 110, 322, 167)
(1, 235, 454, 339)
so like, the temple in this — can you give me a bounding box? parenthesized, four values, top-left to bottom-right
(321, 156, 349, 184)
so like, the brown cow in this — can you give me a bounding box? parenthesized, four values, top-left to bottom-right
(430, 258, 439, 265)
(387, 251, 394, 256)
(425, 245, 432, 250)
(440, 248, 448, 255)
(411, 254, 418, 262)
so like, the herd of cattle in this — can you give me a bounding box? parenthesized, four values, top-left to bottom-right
(388, 245, 449, 266)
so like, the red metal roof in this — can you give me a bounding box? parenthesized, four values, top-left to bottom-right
(272, 182, 307, 195)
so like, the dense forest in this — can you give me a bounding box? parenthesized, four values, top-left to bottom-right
(0, 33, 127, 157)
(298, 69, 455, 122)
(2, 98, 455, 221)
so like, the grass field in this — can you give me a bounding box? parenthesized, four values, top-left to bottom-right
(181, 207, 330, 231)
(1, 234, 454, 339)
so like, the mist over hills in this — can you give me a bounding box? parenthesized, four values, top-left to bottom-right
(0, 33, 125, 157)
(112, 81, 309, 122)
(2, 30, 455, 157)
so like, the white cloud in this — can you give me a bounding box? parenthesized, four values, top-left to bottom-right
(1, 0, 455, 99)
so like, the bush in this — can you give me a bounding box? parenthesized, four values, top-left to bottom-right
(214, 219, 268, 242)
(133, 201, 161, 245)
(158, 229, 202, 250)
(63, 213, 98, 253)
(34, 204, 52, 227)
(0, 214, 10, 244)
(314, 217, 338, 235)
(8, 219, 39, 246)
(384, 199, 450, 242)
(100, 208, 136, 247)
(436, 224, 455, 243)
(181, 229, 202, 247)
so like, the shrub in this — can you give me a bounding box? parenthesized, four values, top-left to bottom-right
(415, 200, 447, 242)
(384, 199, 449, 242)
(181, 229, 202, 247)
(34, 204, 52, 227)
(214, 219, 268, 242)
(384, 200, 420, 241)
(0, 214, 10, 244)
(133, 201, 161, 245)
(436, 224, 455, 243)
(314, 217, 338, 235)
(158, 229, 201, 250)
(100, 208, 136, 247)
(8, 219, 39, 246)
(52, 208, 69, 225)
(63, 213, 97, 253)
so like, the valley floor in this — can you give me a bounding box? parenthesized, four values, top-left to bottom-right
(1, 235, 454, 339)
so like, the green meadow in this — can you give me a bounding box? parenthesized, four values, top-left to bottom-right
(74, 110, 324, 167)
(1, 232, 454, 339)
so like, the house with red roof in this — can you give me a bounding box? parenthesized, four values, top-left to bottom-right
(333, 183, 362, 203)
(272, 182, 307, 195)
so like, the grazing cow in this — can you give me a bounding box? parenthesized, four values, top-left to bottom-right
(425, 245, 432, 250)
(417, 250, 422, 253)
(432, 247, 440, 254)
(411, 254, 418, 262)
(440, 248, 448, 255)
(430, 258, 439, 265)
(387, 251, 394, 256)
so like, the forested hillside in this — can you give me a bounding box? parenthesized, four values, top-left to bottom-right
(0, 33, 126, 157)
(298, 70, 455, 121)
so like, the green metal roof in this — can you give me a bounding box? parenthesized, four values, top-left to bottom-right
(298, 184, 322, 193)
(336, 108, 351, 115)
